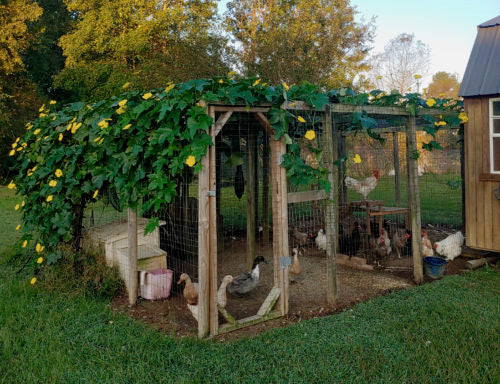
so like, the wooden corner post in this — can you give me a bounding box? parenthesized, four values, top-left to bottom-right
(322, 105, 338, 305)
(127, 207, 138, 306)
(406, 116, 423, 284)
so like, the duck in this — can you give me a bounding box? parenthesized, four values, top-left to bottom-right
(289, 248, 302, 282)
(227, 256, 268, 296)
(217, 275, 234, 308)
(177, 273, 198, 305)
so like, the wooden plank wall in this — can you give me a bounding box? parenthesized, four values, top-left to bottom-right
(464, 97, 500, 252)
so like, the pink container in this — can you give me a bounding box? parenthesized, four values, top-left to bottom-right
(139, 268, 173, 300)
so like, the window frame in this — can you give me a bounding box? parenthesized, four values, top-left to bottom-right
(489, 98, 500, 174)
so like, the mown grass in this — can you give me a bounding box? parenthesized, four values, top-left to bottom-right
(1, 188, 499, 383)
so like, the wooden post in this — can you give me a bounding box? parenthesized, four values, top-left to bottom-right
(406, 116, 423, 284)
(208, 107, 218, 336)
(339, 133, 347, 205)
(262, 133, 270, 244)
(197, 105, 211, 338)
(393, 132, 401, 206)
(460, 125, 466, 233)
(246, 126, 257, 269)
(323, 105, 338, 305)
(254, 127, 259, 234)
(127, 207, 138, 306)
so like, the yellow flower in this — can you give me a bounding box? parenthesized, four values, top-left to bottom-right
(458, 112, 469, 123)
(49, 180, 57, 187)
(297, 116, 306, 123)
(16, 224, 21, 231)
(97, 119, 109, 129)
(11, 142, 17, 149)
(122, 82, 130, 89)
(49, 100, 56, 105)
(16, 146, 23, 152)
(304, 130, 316, 141)
(227, 71, 237, 77)
(7, 181, 15, 189)
(122, 124, 131, 130)
(52, 116, 56, 121)
(27, 171, 33, 176)
(289, 102, 296, 107)
(353, 154, 362, 164)
(439, 92, 445, 98)
(252, 78, 261, 86)
(9, 149, 15, 156)
(218, 79, 224, 84)
(39, 104, 46, 112)
(21, 200, 25, 207)
(414, 74, 422, 79)
(98, 138, 104, 145)
(116, 106, 126, 114)
(35, 243, 44, 253)
(87, 105, 94, 110)
(22, 240, 27, 248)
(426, 98, 436, 107)
(70, 122, 82, 134)
(118, 99, 127, 107)
(165, 83, 175, 93)
(34, 128, 41, 135)
(185, 155, 196, 167)
(30, 277, 37, 285)
(39, 113, 47, 117)
(55, 169, 63, 178)
(26, 123, 33, 130)
(93, 189, 99, 199)
(46, 195, 53, 202)
(58, 133, 63, 141)
(282, 82, 290, 91)
(407, 87, 412, 92)
(14, 204, 20, 211)
(21, 142, 27, 148)
(93, 137, 100, 143)
(142, 92, 153, 100)
(376, 75, 382, 80)
(434, 121, 446, 126)
(37, 257, 43, 264)
(66, 123, 72, 131)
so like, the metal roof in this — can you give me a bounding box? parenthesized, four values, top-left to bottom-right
(459, 15, 500, 97)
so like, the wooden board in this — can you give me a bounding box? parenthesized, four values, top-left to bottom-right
(257, 287, 281, 316)
(218, 311, 282, 334)
(287, 190, 327, 204)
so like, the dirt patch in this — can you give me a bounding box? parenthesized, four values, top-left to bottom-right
(111, 234, 433, 340)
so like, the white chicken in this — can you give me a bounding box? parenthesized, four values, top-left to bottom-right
(379, 228, 392, 255)
(421, 229, 434, 257)
(315, 229, 326, 251)
(433, 231, 464, 261)
(344, 170, 379, 200)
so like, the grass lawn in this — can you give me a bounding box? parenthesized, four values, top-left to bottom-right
(1, 187, 498, 383)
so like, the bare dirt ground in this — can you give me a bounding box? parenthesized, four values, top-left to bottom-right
(111, 231, 469, 340)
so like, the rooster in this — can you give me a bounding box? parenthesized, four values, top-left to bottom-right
(344, 170, 379, 200)
(421, 229, 434, 257)
(339, 222, 361, 258)
(433, 231, 464, 261)
(369, 234, 389, 265)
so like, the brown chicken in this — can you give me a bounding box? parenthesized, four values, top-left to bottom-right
(392, 228, 410, 258)
(293, 227, 313, 247)
(421, 229, 434, 257)
(369, 234, 389, 265)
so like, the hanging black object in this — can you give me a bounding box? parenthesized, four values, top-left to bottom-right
(234, 164, 245, 199)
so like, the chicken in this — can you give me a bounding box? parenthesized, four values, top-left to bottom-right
(293, 227, 313, 247)
(379, 228, 392, 255)
(289, 247, 302, 282)
(315, 229, 326, 251)
(177, 273, 198, 305)
(421, 230, 434, 257)
(369, 234, 389, 264)
(344, 170, 379, 200)
(433, 231, 464, 261)
(339, 222, 361, 258)
(391, 228, 410, 258)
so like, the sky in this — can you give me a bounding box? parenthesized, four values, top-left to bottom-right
(218, 0, 500, 87)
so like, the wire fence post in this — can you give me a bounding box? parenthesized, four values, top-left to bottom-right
(127, 207, 138, 306)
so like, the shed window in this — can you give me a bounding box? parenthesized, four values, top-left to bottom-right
(490, 99, 500, 173)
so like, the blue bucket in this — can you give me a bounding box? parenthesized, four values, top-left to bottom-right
(423, 257, 448, 279)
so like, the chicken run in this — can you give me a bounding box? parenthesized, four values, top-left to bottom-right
(86, 101, 466, 338)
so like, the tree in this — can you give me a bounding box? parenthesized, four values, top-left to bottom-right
(427, 71, 460, 99)
(225, 0, 373, 88)
(55, 0, 230, 101)
(372, 33, 430, 94)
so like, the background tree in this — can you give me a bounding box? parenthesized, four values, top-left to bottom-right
(225, 0, 373, 88)
(0, 0, 43, 181)
(427, 71, 460, 99)
(55, 0, 231, 101)
(371, 33, 430, 94)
